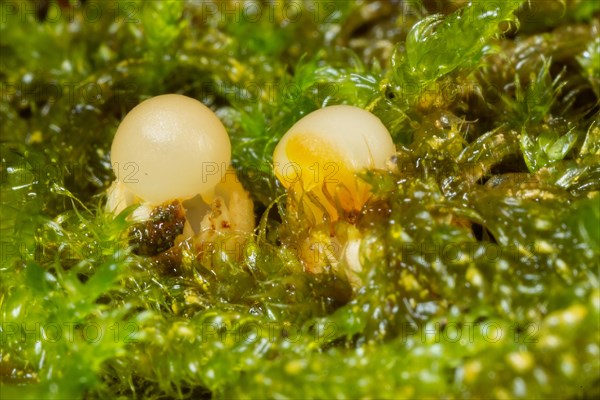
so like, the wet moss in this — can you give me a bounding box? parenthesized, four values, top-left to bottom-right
(1, 1, 599, 399)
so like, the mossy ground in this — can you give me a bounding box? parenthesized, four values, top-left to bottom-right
(1, 1, 599, 398)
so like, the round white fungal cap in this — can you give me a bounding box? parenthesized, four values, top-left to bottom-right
(273, 105, 395, 219)
(274, 105, 395, 177)
(111, 94, 231, 204)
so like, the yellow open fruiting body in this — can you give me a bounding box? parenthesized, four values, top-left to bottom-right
(111, 94, 231, 204)
(273, 105, 395, 222)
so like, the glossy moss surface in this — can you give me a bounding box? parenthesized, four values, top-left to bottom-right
(1, 1, 599, 398)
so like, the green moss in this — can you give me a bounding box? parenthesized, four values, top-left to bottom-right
(1, 1, 599, 399)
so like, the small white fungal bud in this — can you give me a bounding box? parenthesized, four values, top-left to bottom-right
(110, 94, 231, 204)
(106, 94, 254, 257)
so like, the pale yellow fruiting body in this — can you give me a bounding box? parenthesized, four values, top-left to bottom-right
(111, 94, 231, 204)
(273, 105, 395, 288)
(107, 94, 253, 256)
(273, 105, 395, 221)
